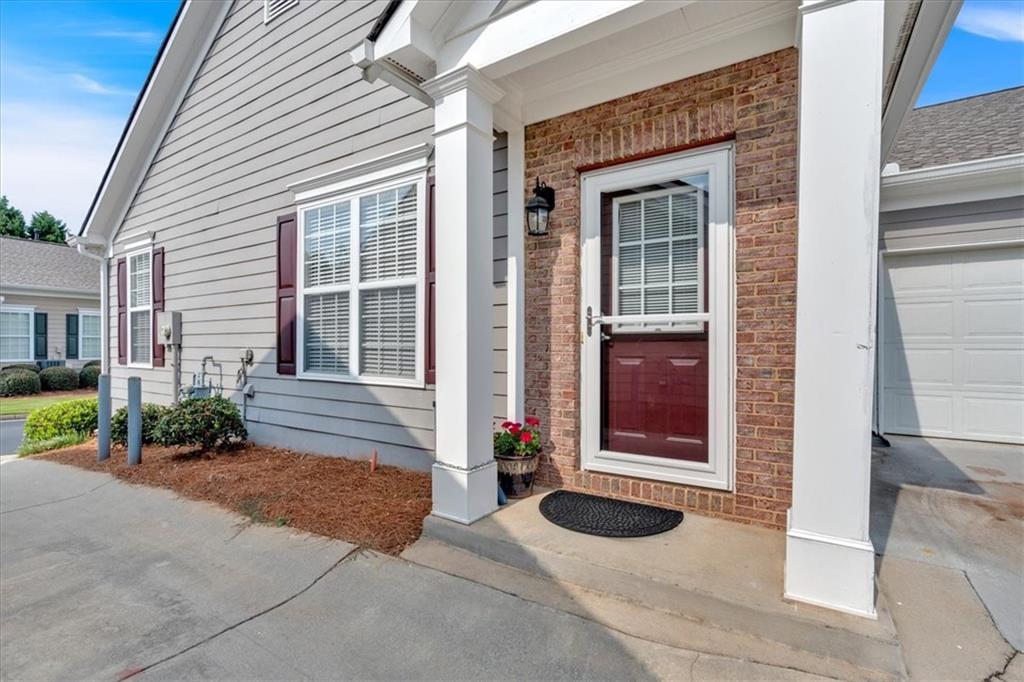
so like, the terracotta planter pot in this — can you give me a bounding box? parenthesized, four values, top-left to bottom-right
(494, 453, 538, 499)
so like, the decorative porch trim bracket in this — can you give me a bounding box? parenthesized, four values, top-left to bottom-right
(786, 0, 884, 618)
(423, 65, 505, 524)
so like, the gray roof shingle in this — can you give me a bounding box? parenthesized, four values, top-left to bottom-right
(0, 237, 100, 293)
(888, 87, 1024, 170)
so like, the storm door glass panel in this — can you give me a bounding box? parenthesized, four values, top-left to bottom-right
(603, 175, 710, 462)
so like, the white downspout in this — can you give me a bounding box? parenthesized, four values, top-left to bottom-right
(75, 243, 109, 375)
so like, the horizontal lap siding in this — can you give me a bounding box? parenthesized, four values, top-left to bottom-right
(106, 0, 513, 470)
(105, 0, 441, 470)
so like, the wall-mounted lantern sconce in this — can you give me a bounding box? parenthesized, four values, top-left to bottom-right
(525, 178, 555, 236)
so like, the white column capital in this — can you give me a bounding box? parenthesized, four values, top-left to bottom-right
(422, 64, 505, 104)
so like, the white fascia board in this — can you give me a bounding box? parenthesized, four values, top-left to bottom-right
(372, 0, 444, 82)
(288, 143, 433, 203)
(80, 0, 231, 249)
(438, 0, 693, 78)
(880, 154, 1024, 212)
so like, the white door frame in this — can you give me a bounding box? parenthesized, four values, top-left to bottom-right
(876, 238, 1024, 442)
(580, 144, 735, 490)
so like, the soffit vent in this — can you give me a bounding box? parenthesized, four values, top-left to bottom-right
(383, 56, 427, 84)
(264, 0, 299, 24)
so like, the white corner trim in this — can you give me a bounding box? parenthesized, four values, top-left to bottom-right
(288, 144, 433, 203)
(880, 153, 1024, 211)
(421, 65, 504, 103)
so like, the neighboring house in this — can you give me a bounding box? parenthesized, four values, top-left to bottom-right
(0, 236, 102, 368)
(74, 0, 972, 618)
(878, 87, 1024, 445)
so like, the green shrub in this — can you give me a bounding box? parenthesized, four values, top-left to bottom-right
(24, 397, 98, 441)
(83, 360, 102, 368)
(155, 396, 246, 451)
(39, 366, 79, 391)
(2, 363, 39, 374)
(111, 403, 170, 446)
(79, 365, 101, 389)
(0, 370, 41, 396)
(18, 431, 88, 457)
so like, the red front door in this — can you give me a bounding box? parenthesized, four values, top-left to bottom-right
(599, 183, 710, 464)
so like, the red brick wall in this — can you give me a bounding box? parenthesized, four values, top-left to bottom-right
(524, 48, 798, 529)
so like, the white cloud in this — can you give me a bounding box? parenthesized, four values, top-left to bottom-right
(0, 101, 122, 231)
(70, 73, 134, 97)
(91, 29, 161, 45)
(955, 2, 1024, 42)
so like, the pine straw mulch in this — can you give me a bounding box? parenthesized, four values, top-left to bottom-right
(35, 442, 432, 555)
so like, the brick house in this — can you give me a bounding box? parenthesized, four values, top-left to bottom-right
(74, 0, 977, 618)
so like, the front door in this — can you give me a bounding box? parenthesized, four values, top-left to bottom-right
(581, 147, 733, 489)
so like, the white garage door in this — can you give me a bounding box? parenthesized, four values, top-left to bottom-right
(882, 245, 1024, 444)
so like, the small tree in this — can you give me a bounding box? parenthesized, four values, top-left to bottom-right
(0, 196, 28, 239)
(29, 211, 67, 244)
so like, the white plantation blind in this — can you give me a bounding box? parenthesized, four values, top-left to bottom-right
(130, 311, 150, 364)
(360, 287, 416, 378)
(0, 310, 32, 361)
(300, 179, 422, 382)
(129, 253, 151, 307)
(615, 189, 703, 329)
(127, 250, 152, 364)
(81, 313, 102, 359)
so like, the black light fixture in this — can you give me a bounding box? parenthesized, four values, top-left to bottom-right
(525, 178, 555, 236)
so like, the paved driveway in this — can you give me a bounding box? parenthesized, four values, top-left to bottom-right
(0, 459, 817, 681)
(0, 419, 25, 455)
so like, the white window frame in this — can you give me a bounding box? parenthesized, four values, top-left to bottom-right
(580, 143, 735, 490)
(296, 172, 427, 388)
(78, 309, 102, 361)
(611, 185, 706, 334)
(126, 247, 153, 369)
(0, 304, 35, 363)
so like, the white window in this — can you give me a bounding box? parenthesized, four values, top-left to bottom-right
(127, 249, 152, 366)
(298, 176, 424, 385)
(0, 306, 34, 362)
(79, 311, 102, 360)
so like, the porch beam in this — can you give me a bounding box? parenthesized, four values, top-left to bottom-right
(785, 0, 885, 618)
(423, 65, 504, 524)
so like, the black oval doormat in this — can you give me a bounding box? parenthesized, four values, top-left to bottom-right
(539, 491, 684, 538)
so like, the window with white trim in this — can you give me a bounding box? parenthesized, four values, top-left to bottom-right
(127, 249, 152, 365)
(0, 306, 34, 362)
(80, 311, 102, 360)
(299, 177, 423, 384)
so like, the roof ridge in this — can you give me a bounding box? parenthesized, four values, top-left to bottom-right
(0, 235, 75, 248)
(914, 85, 1024, 111)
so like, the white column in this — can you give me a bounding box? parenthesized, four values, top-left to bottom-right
(786, 0, 885, 618)
(423, 66, 504, 524)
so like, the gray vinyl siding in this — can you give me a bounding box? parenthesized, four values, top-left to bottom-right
(879, 195, 1024, 252)
(493, 132, 509, 423)
(105, 0, 511, 470)
(1, 293, 101, 368)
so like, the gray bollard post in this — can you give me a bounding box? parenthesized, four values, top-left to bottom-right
(127, 376, 142, 466)
(97, 374, 111, 462)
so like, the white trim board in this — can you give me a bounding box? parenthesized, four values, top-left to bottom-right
(579, 144, 735, 490)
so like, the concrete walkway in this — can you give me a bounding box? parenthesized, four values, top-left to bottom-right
(0, 418, 25, 455)
(0, 459, 821, 681)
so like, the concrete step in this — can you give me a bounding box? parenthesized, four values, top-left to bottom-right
(405, 512, 907, 681)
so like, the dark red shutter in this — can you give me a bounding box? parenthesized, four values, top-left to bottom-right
(151, 247, 166, 367)
(425, 177, 436, 385)
(117, 258, 127, 365)
(276, 213, 298, 375)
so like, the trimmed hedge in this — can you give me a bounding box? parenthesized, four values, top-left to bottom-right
(155, 396, 246, 451)
(2, 363, 40, 374)
(111, 403, 170, 446)
(79, 365, 101, 389)
(83, 360, 102, 368)
(39, 366, 79, 392)
(0, 370, 41, 396)
(24, 398, 98, 442)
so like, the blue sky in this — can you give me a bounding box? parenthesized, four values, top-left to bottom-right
(0, 0, 1022, 231)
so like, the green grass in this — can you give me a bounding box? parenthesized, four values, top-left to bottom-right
(17, 431, 88, 457)
(0, 392, 92, 417)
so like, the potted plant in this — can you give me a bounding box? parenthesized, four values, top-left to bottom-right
(493, 417, 542, 498)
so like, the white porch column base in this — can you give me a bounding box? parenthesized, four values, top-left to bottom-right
(431, 460, 499, 524)
(785, 514, 877, 618)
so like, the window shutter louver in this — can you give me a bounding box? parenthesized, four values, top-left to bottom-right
(277, 213, 298, 375)
(425, 177, 436, 384)
(117, 257, 127, 364)
(152, 247, 165, 367)
(66, 314, 79, 360)
(33, 313, 47, 360)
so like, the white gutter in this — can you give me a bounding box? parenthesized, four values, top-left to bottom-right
(880, 153, 1024, 212)
(71, 240, 110, 375)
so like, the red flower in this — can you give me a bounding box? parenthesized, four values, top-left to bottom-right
(520, 431, 533, 443)
(509, 423, 522, 435)
(501, 421, 513, 429)
(525, 416, 540, 427)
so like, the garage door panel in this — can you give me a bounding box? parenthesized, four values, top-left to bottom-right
(882, 246, 1023, 444)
